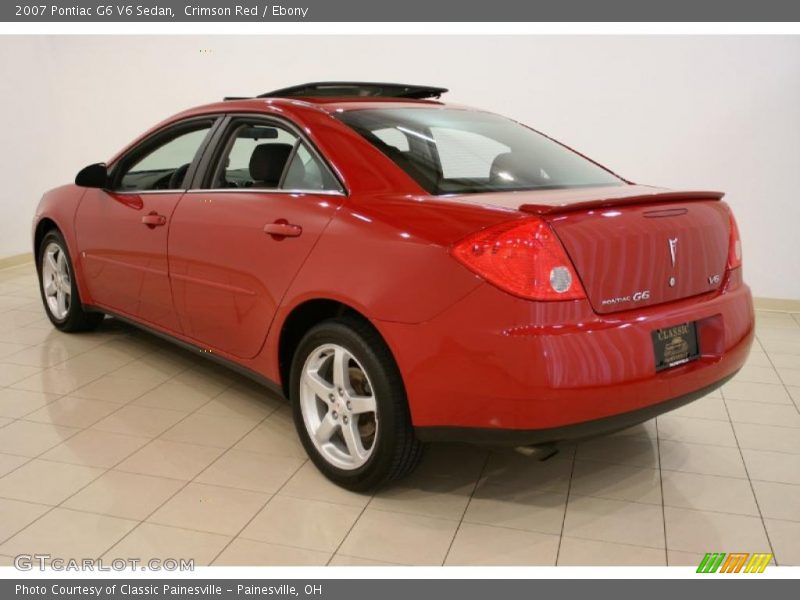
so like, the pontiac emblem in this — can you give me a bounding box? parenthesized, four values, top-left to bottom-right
(668, 238, 678, 267)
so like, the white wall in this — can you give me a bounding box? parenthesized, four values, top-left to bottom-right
(1, 35, 798, 299)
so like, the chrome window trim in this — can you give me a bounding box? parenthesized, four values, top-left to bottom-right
(185, 188, 346, 197)
(205, 113, 347, 196)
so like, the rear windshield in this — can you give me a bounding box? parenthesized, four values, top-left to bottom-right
(337, 108, 624, 195)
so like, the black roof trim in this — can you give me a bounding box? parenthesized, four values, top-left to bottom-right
(254, 82, 448, 100)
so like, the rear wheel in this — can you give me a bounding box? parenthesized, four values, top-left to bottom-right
(290, 318, 423, 491)
(38, 230, 103, 332)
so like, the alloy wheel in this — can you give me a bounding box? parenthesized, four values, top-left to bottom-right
(41, 242, 71, 321)
(299, 343, 379, 470)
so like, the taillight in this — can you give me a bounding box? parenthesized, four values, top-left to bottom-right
(451, 217, 586, 301)
(727, 212, 742, 270)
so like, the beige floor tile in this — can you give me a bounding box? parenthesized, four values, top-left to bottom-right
(464, 484, 566, 534)
(0, 498, 50, 542)
(280, 462, 371, 508)
(148, 483, 269, 536)
(0, 508, 136, 559)
(91, 405, 187, 438)
(0, 459, 104, 505)
(0, 364, 42, 387)
(0, 417, 10, 428)
(743, 352, 773, 368)
(369, 474, 473, 521)
(339, 508, 457, 565)
(132, 380, 217, 412)
(722, 381, 792, 404)
(764, 519, 800, 566)
(664, 506, 770, 553)
(733, 422, 800, 454)
(789, 386, 800, 408)
(575, 435, 659, 468)
(0, 554, 14, 566)
(63, 470, 183, 520)
(197, 384, 281, 422)
(480, 453, 573, 493)
(195, 450, 304, 494)
(0, 420, 79, 457)
(726, 399, 800, 428)
(116, 440, 223, 480)
(328, 553, 400, 566)
(214, 538, 330, 566)
(109, 357, 187, 386)
(777, 368, 800, 387)
(668, 549, 708, 566)
(103, 523, 230, 566)
(169, 367, 232, 398)
(0, 388, 57, 418)
(445, 522, 558, 566)
(659, 439, 748, 478)
(742, 449, 800, 485)
(24, 396, 119, 428)
(233, 414, 308, 459)
(242, 495, 360, 552)
(40, 429, 149, 468)
(661, 471, 759, 516)
(71, 375, 160, 404)
(657, 415, 738, 447)
(0, 453, 28, 477)
(731, 365, 782, 385)
(557, 537, 666, 566)
(563, 495, 665, 549)
(160, 413, 257, 449)
(570, 461, 661, 505)
(768, 353, 800, 370)
(669, 396, 729, 421)
(752, 481, 800, 522)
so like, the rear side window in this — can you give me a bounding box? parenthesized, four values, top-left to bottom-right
(337, 108, 623, 195)
(209, 120, 342, 192)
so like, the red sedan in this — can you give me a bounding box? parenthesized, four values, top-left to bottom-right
(33, 82, 754, 490)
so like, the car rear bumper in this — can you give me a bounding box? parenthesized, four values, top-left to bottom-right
(377, 270, 754, 438)
(413, 370, 738, 445)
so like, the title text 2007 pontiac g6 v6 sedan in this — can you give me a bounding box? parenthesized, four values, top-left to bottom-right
(32, 82, 753, 490)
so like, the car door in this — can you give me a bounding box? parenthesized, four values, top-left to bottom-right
(167, 115, 346, 359)
(75, 117, 219, 332)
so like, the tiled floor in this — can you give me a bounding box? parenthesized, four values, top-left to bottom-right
(0, 260, 799, 567)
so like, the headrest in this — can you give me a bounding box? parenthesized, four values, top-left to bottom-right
(490, 152, 548, 186)
(249, 143, 294, 184)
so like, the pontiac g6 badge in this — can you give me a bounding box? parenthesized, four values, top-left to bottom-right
(668, 237, 678, 267)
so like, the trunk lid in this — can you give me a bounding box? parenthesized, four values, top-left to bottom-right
(546, 196, 730, 314)
(448, 185, 731, 313)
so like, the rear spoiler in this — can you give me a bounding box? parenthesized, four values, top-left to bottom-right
(519, 190, 725, 216)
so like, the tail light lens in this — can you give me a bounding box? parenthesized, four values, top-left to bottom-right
(451, 217, 586, 301)
(727, 212, 742, 270)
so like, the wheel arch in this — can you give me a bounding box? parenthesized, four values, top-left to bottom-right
(277, 298, 397, 399)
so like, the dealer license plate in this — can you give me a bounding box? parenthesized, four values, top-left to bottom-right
(651, 321, 700, 371)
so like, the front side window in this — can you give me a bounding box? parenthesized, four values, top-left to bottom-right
(116, 121, 213, 191)
(336, 108, 623, 195)
(209, 120, 341, 192)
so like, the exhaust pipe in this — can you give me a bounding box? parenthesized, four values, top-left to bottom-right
(514, 444, 559, 461)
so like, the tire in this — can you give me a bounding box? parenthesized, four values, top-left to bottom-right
(37, 230, 104, 332)
(290, 317, 423, 491)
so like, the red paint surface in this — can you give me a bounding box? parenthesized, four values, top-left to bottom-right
(33, 96, 754, 433)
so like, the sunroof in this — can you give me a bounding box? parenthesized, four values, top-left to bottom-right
(256, 81, 448, 100)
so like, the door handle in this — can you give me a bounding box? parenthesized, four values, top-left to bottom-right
(141, 212, 167, 228)
(264, 220, 302, 240)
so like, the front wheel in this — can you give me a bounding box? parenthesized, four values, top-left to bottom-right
(290, 318, 423, 491)
(37, 230, 104, 332)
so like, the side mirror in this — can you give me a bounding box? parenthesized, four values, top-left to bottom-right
(75, 163, 108, 189)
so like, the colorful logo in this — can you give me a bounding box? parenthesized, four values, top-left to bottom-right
(697, 552, 772, 573)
